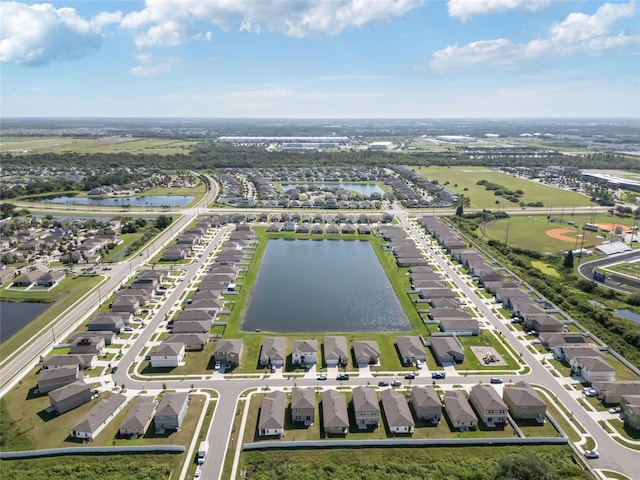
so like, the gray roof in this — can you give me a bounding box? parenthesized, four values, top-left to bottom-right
(574, 356, 615, 372)
(352, 386, 380, 414)
(152, 343, 184, 356)
(470, 384, 507, 411)
(323, 336, 348, 362)
(214, 339, 243, 355)
(443, 390, 478, 424)
(380, 389, 414, 427)
(411, 386, 441, 409)
(503, 382, 546, 409)
(42, 355, 84, 368)
(155, 392, 189, 417)
(258, 390, 286, 430)
(291, 387, 315, 410)
(352, 341, 380, 359)
(119, 396, 156, 431)
(292, 339, 318, 355)
(72, 394, 127, 434)
(396, 336, 424, 358)
(429, 336, 464, 357)
(38, 365, 79, 382)
(260, 337, 287, 363)
(48, 380, 89, 402)
(321, 389, 349, 429)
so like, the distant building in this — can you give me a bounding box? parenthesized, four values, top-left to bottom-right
(435, 135, 477, 143)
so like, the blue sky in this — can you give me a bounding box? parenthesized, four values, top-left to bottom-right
(1, 0, 639, 118)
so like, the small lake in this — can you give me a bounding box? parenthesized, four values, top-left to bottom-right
(283, 183, 384, 195)
(38, 195, 194, 208)
(242, 239, 410, 332)
(615, 309, 640, 324)
(0, 301, 50, 343)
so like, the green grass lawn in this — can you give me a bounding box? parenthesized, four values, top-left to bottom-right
(411, 166, 593, 209)
(603, 353, 640, 381)
(516, 416, 563, 438)
(0, 136, 198, 155)
(0, 274, 104, 361)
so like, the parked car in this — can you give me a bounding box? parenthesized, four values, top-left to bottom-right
(431, 372, 446, 379)
(336, 373, 350, 381)
(214, 361, 221, 370)
(391, 380, 402, 387)
(490, 377, 503, 384)
(582, 387, 598, 397)
(124, 327, 133, 332)
(378, 381, 389, 387)
(584, 450, 599, 459)
(608, 407, 621, 414)
(404, 373, 415, 379)
(317, 374, 327, 381)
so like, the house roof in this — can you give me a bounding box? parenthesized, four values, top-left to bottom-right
(561, 345, 604, 360)
(380, 389, 414, 427)
(470, 384, 507, 411)
(176, 310, 213, 321)
(42, 355, 85, 368)
(396, 336, 424, 358)
(503, 382, 546, 409)
(48, 380, 90, 402)
(322, 389, 349, 429)
(440, 318, 479, 331)
(574, 356, 615, 372)
(152, 343, 184, 357)
(164, 333, 209, 346)
(72, 394, 127, 434)
(258, 390, 286, 430)
(155, 392, 189, 417)
(292, 339, 318, 355)
(429, 336, 464, 358)
(352, 386, 380, 414)
(411, 386, 441, 408)
(352, 341, 380, 359)
(170, 321, 210, 334)
(260, 337, 287, 362)
(430, 308, 470, 319)
(214, 339, 243, 355)
(120, 396, 156, 431)
(443, 390, 478, 424)
(38, 365, 79, 382)
(592, 381, 640, 396)
(291, 387, 316, 410)
(323, 336, 348, 362)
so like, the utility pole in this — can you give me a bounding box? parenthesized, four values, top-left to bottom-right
(505, 223, 510, 245)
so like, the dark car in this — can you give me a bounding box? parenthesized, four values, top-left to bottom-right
(404, 373, 415, 379)
(378, 381, 389, 387)
(336, 373, 350, 381)
(431, 372, 446, 379)
(490, 377, 503, 384)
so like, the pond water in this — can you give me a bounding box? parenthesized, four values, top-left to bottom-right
(0, 301, 50, 343)
(615, 309, 640, 324)
(283, 183, 384, 195)
(38, 195, 194, 208)
(242, 239, 410, 332)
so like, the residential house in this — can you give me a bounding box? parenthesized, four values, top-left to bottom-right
(443, 390, 478, 431)
(258, 390, 286, 437)
(469, 384, 508, 427)
(69, 337, 104, 356)
(570, 356, 615, 383)
(67, 331, 115, 347)
(37, 365, 82, 393)
(150, 343, 185, 368)
(119, 396, 156, 437)
(164, 334, 208, 351)
(411, 386, 441, 424)
(439, 318, 480, 335)
(352, 340, 380, 367)
(323, 336, 349, 367)
(88, 314, 124, 333)
(395, 336, 426, 366)
(12, 271, 43, 287)
(291, 340, 318, 367)
(523, 313, 564, 333)
(42, 354, 96, 370)
(171, 321, 210, 334)
(321, 389, 349, 436)
(214, 339, 244, 368)
(553, 345, 604, 363)
(110, 296, 140, 315)
(49, 380, 92, 414)
(592, 381, 640, 404)
(352, 386, 380, 430)
(37, 270, 66, 287)
(259, 337, 287, 368)
(70, 394, 128, 441)
(429, 336, 465, 365)
(291, 387, 315, 426)
(381, 389, 414, 434)
(154, 392, 189, 433)
(162, 245, 190, 261)
(502, 381, 546, 423)
(621, 395, 640, 430)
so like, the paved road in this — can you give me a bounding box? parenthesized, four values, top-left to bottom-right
(578, 249, 640, 293)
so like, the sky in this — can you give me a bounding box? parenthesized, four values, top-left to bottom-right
(1, 0, 639, 118)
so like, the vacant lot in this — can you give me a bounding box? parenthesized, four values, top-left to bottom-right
(411, 166, 592, 208)
(0, 136, 197, 155)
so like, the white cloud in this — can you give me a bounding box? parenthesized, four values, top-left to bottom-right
(316, 74, 388, 81)
(448, 0, 551, 21)
(431, 1, 638, 70)
(0, 2, 120, 66)
(121, 0, 423, 48)
(130, 55, 180, 76)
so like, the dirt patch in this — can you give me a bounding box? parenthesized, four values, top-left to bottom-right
(545, 228, 578, 243)
(470, 346, 507, 367)
(596, 222, 630, 232)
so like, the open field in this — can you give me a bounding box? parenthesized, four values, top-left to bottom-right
(481, 213, 635, 254)
(240, 445, 591, 480)
(0, 136, 197, 155)
(411, 166, 593, 209)
(603, 260, 640, 279)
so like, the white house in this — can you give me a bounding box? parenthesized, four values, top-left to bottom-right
(291, 340, 318, 367)
(150, 343, 185, 368)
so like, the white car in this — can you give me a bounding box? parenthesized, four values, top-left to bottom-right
(194, 469, 201, 478)
(583, 450, 599, 459)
